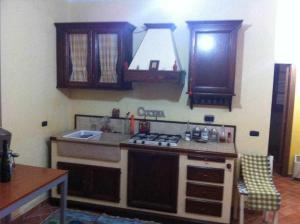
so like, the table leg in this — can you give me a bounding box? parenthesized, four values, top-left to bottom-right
(0, 215, 11, 224)
(60, 177, 68, 224)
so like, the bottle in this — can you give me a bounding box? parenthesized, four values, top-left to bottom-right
(227, 132, 232, 143)
(1, 140, 11, 182)
(219, 125, 226, 143)
(184, 121, 191, 141)
(201, 127, 209, 141)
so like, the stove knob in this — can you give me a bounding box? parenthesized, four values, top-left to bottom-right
(133, 140, 137, 144)
(158, 142, 162, 146)
(167, 143, 171, 147)
(141, 140, 145, 144)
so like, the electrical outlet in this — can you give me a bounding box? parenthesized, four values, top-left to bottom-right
(249, 131, 259, 137)
(41, 121, 48, 127)
(204, 115, 215, 123)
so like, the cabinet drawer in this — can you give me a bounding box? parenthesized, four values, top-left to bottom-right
(185, 199, 222, 217)
(186, 183, 223, 201)
(187, 166, 224, 183)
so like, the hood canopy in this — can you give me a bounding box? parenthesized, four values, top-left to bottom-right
(124, 23, 185, 84)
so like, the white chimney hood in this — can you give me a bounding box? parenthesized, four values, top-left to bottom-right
(124, 23, 185, 84)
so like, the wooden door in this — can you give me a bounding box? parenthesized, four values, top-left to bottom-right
(268, 64, 296, 175)
(127, 150, 179, 213)
(57, 162, 121, 202)
(89, 166, 121, 202)
(57, 162, 88, 197)
(187, 20, 242, 94)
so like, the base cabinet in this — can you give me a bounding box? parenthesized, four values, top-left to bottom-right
(127, 150, 179, 213)
(57, 162, 120, 202)
(52, 140, 235, 224)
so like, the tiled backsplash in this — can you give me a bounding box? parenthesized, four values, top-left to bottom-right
(75, 114, 236, 143)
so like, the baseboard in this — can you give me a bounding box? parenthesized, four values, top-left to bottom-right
(49, 197, 215, 224)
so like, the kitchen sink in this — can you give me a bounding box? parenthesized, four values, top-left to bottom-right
(62, 130, 102, 140)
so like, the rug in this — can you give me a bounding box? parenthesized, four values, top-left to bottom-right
(42, 209, 159, 224)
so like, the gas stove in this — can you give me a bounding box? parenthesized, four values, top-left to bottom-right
(128, 133, 181, 147)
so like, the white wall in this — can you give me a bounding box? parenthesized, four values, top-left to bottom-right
(1, 0, 72, 167)
(0, 0, 279, 168)
(66, 0, 277, 155)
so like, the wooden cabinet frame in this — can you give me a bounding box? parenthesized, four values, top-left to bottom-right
(55, 22, 135, 90)
(187, 20, 242, 111)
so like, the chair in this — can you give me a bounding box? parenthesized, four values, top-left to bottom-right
(234, 155, 279, 224)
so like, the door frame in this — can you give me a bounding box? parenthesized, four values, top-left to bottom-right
(272, 64, 297, 176)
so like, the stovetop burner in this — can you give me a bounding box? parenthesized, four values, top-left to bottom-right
(128, 133, 181, 147)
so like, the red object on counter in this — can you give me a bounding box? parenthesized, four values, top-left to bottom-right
(130, 115, 135, 135)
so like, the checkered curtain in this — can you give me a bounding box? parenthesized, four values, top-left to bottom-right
(69, 34, 88, 82)
(98, 34, 118, 83)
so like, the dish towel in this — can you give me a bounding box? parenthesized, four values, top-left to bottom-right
(241, 155, 281, 211)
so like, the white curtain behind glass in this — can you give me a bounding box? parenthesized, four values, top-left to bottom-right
(69, 34, 88, 82)
(98, 34, 118, 83)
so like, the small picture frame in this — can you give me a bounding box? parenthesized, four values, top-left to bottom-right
(149, 60, 159, 71)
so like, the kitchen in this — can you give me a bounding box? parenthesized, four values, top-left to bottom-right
(1, 0, 300, 224)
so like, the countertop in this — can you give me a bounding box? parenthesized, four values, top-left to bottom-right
(51, 130, 237, 158)
(50, 130, 131, 147)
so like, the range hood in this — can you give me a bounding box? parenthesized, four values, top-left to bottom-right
(124, 23, 185, 84)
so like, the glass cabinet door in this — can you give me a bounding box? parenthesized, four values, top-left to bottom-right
(65, 32, 92, 86)
(95, 33, 119, 85)
(69, 33, 89, 82)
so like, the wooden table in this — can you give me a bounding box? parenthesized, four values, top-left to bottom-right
(0, 164, 68, 223)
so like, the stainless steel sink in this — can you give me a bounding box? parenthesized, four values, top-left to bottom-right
(62, 130, 102, 140)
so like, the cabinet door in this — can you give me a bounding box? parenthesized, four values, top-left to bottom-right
(188, 21, 242, 94)
(56, 28, 93, 88)
(93, 31, 121, 88)
(89, 166, 121, 202)
(57, 162, 120, 202)
(127, 150, 179, 213)
(57, 162, 88, 197)
(56, 22, 134, 90)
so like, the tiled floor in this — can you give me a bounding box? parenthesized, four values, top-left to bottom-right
(8, 175, 300, 224)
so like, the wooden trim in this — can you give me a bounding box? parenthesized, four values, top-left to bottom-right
(186, 20, 243, 29)
(55, 22, 136, 31)
(187, 155, 226, 163)
(144, 23, 176, 31)
(124, 70, 185, 84)
(120, 144, 237, 158)
(281, 65, 297, 176)
(49, 198, 218, 224)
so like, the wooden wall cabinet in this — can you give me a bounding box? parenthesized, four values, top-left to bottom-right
(55, 22, 135, 90)
(127, 150, 179, 213)
(57, 162, 121, 202)
(187, 20, 242, 111)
